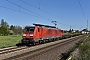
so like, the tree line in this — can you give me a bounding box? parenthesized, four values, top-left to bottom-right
(0, 19, 22, 36)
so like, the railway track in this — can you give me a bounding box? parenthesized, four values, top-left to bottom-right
(0, 35, 85, 60)
(0, 35, 77, 55)
(0, 46, 28, 54)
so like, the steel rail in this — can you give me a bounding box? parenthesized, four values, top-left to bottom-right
(5, 35, 85, 60)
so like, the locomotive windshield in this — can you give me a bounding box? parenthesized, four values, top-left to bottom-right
(24, 27, 35, 32)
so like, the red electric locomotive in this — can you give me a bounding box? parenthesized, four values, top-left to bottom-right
(21, 23, 62, 45)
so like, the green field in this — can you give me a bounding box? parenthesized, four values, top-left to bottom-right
(0, 35, 22, 49)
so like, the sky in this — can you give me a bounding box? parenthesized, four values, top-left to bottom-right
(0, 0, 90, 30)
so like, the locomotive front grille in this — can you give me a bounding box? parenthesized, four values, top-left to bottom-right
(22, 38, 34, 44)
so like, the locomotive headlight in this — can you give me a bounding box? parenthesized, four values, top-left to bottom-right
(30, 34, 33, 36)
(23, 34, 26, 36)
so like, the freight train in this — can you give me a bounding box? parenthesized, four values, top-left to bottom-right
(19, 23, 81, 46)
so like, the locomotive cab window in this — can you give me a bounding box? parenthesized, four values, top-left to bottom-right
(24, 27, 35, 32)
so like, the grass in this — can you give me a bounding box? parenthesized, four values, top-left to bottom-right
(70, 34, 90, 60)
(77, 34, 90, 60)
(0, 35, 22, 49)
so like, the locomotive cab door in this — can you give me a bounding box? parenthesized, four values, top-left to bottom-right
(38, 27, 42, 38)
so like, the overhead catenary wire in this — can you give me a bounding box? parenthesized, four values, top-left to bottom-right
(78, 0, 88, 20)
(19, 0, 60, 18)
(0, 5, 67, 27)
(0, 5, 52, 23)
(0, 6, 37, 17)
(5, 0, 55, 21)
(6, 0, 43, 18)
(6, 0, 70, 26)
(78, 0, 88, 30)
(0, 1, 82, 30)
(19, 0, 70, 23)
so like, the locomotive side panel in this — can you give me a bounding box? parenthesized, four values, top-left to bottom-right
(34, 26, 43, 42)
(41, 28, 53, 39)
(41, 28, 62, 40)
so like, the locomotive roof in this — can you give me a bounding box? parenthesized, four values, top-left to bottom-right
(33, 23, 56, 28)
(24, 25, 60, 30)
(25, 26, 35, 28)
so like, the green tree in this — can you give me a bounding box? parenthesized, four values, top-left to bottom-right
(10, 25, 22, 34)
(0, 19, 9, 35)
(10, 25, 15, 31)
(82, 29, 88, 32)
(1, 19, 4, 26)
(1, 19, 9, 28)
(69, 29, 73, 33)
